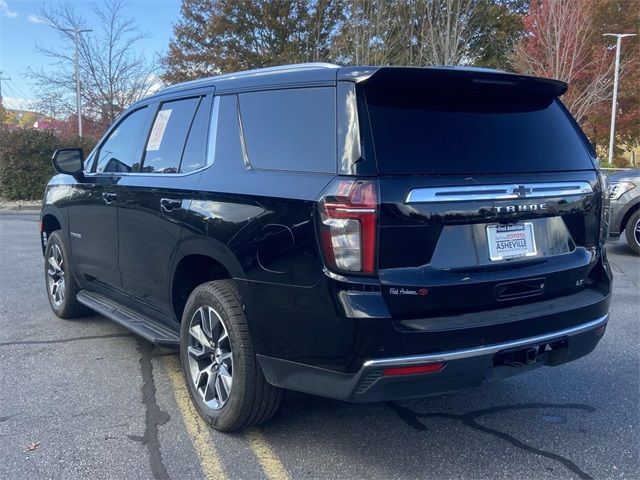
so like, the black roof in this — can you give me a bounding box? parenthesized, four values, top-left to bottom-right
(151, 63, 568, 100)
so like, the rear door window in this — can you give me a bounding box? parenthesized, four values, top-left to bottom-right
(364, 85, 594, 175)
(238, 87, 336, 173)
(181, 95, 214, 173)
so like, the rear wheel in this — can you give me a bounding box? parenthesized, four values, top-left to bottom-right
(179, 280, 282, 431)
(625, 210, 640, 255)
(44, 231, 88, 318)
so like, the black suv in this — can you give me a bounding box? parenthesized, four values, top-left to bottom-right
(41, 64, 612, 431)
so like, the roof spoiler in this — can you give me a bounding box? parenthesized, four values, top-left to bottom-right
(339, 66, 568, 97)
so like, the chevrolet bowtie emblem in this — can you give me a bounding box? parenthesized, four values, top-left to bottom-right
(507, 185, 532, 198)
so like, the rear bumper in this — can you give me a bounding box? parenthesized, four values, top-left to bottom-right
(257, 314, 608, 402)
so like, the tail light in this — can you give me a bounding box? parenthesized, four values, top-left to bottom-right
(597, 171, 610, 245)
(318, 178, 378, 274)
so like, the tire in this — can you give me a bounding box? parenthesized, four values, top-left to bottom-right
(44, 231, 88, 319)
(624, 210, 640, 255)
(179, 280, 283, 432)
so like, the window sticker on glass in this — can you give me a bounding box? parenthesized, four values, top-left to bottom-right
(147, 109, 172, 151)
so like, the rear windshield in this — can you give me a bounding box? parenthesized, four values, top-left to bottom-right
(363, 85, 594, 175)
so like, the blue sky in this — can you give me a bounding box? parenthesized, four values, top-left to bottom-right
(0, 0, 181, 109)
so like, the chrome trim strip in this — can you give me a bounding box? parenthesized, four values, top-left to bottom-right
(406, 181, 593, 203)
(334, 208, 376, 213)
(363, 314, 608, 368)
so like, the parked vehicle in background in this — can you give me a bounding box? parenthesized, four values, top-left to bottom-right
(607, 169, 640, 255)
(40, 64, 612, 432)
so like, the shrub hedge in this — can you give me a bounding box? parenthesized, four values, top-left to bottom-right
(0, 129, 95, 200)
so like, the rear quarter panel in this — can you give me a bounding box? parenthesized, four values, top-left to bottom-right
(178, 93, 336, 357)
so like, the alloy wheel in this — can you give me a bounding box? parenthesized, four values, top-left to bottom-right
(47, 244, 65, 307)
(635, 218, 640, 246)
(187, 306, 233, 410)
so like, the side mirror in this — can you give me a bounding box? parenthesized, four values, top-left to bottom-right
(52, 148, 84, 176)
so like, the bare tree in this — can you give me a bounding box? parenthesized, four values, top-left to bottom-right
(419, 0, 478, 65)
(335, 0, 478, 66)
(27, 0, 159, 127)
(335, 0, 405, 65)
(511, 0, 615, 123)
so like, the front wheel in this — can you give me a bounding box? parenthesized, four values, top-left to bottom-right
(44, 231, 88, 319)
(179, 280, 282, 431)
(625, 210, 640, 255)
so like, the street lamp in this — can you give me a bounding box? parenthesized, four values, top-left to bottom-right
(61, 27, 92, 137)
(603, 33, 636, 166)
(0, 71, 10, 130)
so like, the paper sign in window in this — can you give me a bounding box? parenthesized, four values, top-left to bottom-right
(146, 109, 172, 151)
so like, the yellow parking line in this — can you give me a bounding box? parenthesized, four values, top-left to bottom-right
(246, 428, 290, 480)
(164, 355, 226, 480)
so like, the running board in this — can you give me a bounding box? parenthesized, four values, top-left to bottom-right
(77, 290, 180, 346)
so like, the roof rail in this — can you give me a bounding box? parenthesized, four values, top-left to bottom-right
(159, 62, 340, 94)
(227, 62, 340, 76)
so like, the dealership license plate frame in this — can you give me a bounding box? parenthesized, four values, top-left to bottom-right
(487, 222, 537, 261)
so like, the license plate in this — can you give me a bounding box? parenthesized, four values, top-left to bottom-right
(487, 223, 537, 261)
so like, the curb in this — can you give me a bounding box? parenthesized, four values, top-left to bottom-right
(0, 205, 41, 212)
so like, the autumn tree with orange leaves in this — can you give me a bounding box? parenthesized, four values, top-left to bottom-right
(512, 0, 638, 160)
(511, 0, 614, 123)
(587, 0, 639, 157)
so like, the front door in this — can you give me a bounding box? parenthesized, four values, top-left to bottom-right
(69, 105, 152, 293)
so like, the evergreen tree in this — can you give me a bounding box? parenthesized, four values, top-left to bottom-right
(162, 0, 345, 83)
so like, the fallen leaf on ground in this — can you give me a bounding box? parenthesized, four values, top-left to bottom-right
(26, 442, 40, 451)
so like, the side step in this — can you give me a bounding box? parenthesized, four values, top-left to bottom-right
(77, 290, 180, 346)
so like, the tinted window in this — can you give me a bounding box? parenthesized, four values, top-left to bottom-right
(180, 95, 214, 173)
(95, 107, 149, 173)
(364, 86, 594, 174)
(238, 87, 336, 173)
(142, 97, 200, 173)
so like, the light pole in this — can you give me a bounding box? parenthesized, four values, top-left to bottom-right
(0, 71, 10, 130)
(61, 28, 92, 137)
(603, 33, 636, 165)
(0, 70, 10, 102)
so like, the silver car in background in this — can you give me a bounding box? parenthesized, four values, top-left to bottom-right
(608, 168, 640, 255)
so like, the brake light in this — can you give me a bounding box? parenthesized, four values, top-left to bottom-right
(318, 179, 378, 274)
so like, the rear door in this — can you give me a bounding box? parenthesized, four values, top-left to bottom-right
(359, 71, 604, 320)
(117, 94, 215, 318)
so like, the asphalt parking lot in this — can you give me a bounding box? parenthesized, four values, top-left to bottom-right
(0, 211, 638, 480)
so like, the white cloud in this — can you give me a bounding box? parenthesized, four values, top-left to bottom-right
(0, 1, 17, 18)
(146, 74, 165, 94)
(27, 14, 49, 25)
(2, 97, 35, 111)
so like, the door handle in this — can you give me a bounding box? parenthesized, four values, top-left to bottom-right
(102, 192, 117, 205)
(160, 198, 182, 213)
